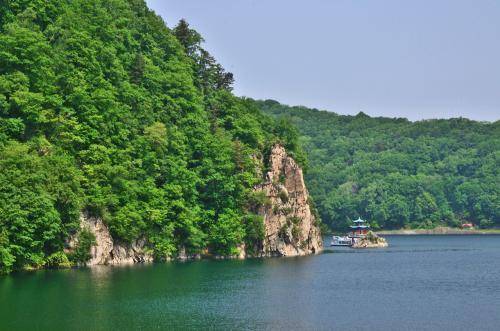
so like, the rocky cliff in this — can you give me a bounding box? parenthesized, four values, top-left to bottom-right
(67, 145, 322, 265)
(253, 145, 323, 257)
(66, 213, 153, 265)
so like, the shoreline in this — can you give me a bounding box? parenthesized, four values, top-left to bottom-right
(375, 227, 500, 235)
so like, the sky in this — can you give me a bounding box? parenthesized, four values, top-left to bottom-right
(146, 0, 500, 121)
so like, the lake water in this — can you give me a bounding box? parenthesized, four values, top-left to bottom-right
(1, 235, 500, 330)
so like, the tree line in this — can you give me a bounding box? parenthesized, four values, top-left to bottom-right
(257, 100, 499, 232)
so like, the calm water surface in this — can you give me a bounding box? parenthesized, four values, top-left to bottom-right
(1, 235, 500, 330)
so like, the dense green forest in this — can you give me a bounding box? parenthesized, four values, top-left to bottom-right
(257, 100, 499, 231)
(0, 0, 303, 274)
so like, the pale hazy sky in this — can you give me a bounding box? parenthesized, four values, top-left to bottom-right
(146, 0, 500, 121)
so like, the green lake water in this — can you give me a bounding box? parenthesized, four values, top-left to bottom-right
(1, 235, 500, 330)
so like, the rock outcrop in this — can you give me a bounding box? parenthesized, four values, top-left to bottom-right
(254, 145, 323, 256)
(352, 231, 388, 249)
(66, 213, 153, 265)
(67, 145, 321, 266)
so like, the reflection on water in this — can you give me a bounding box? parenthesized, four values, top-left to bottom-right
(1, 235, 500, 330)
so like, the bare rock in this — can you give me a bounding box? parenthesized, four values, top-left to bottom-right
(236, 243, 246, 259)
(254, 144, 323, 257)
(352, 232, 388, 249)
(177, 246, 202, 261)
(109, 238, 153, 265)
(67, 213, 153, 265)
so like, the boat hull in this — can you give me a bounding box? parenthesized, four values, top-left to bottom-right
(330, 236, 353, 247)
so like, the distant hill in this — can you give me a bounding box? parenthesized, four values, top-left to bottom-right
(256, 99, 499, 231)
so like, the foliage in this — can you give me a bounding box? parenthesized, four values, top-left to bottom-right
(278, 190, 289, 203)
(208, 209, 245, 256)
(257, 99, 500, 231)
(0, 1, 304, 273)
(45, 251, 71, 269)
(291, 225, 300, 241)
(68, 229, 96, 265)
(242, 214, 265, 254)
(0, 229, 15, 274)
(0, 141, 82, 271)
(173, 19, 234, 93)
(246, 191, 271, 210)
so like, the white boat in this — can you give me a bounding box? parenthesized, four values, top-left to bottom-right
(330, 236, 352, 246)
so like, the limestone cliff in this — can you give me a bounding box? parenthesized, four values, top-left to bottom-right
(66, 213, 153, 265)
(253, 145, 323, 256)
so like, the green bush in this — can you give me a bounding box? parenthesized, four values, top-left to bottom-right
(480, 219, 494, 229)
(279, 190, 289, 203)
(45, 252, 71, 269)
(68, 229, 96, 265)
(291, 225, 301, 240)
(246, 191, 271, 210)
(288, 216, 302, 225)
(278, 223, 289, 240)
(0, 230, 15, 275)
(208, 210, 245, 256)
(243, 214, 265, 254)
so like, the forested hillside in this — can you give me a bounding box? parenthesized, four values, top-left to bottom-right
(257, 100, 499, 231)
(0, 0, 303, 274)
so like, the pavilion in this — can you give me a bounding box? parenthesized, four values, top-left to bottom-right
(349, 217, 370, 238)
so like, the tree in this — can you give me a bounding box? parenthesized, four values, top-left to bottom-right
(173, 19, 203, 57)
(130, 53, 145, 85)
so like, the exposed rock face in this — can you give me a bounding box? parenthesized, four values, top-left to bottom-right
(254, 145, 323, 257)
(66, 213, 153, 265)
(67, 145, 321, 266)
(352, 232, 388, 249)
